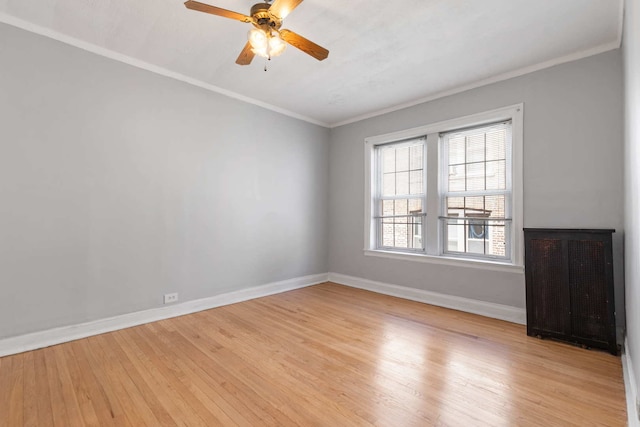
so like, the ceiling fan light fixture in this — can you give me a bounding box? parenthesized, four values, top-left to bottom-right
(248, 28, 286, 59)
(248, 28, 267, 50)
(268, 32, 287, 57)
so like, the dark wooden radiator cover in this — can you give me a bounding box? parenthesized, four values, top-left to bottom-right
(524, 228, 617, 355)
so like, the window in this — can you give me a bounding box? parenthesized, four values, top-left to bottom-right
(441, 122, 512, 259)
(364, 104, 523, 269)
(374, 139, 426, 251)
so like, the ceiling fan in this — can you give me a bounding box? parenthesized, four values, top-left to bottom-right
(184, 0, 329, 65)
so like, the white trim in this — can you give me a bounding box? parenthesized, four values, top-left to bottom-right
(364, 104, 524, 268)
(328, 272, 526, 325)
(331, 41, 620, 128)
(363, 249, 524, 273)
(0, 13, 329, 128)
(624, 337, 640, 427)
(0, 273, 328, 357)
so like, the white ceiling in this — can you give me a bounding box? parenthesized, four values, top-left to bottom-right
(0, 0, 623, 127)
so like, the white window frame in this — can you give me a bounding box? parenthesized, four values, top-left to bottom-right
(373, 138, 427, 252)
(364, 104, 524, 272)
(440, 121, 513, 262)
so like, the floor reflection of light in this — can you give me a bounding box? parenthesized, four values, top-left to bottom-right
(373, 316, 515, 426)
(439, 345, 514, 426)
(374, 317, 430, 425)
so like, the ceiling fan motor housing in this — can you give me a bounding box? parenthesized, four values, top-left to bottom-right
(250, 3, 282, 30)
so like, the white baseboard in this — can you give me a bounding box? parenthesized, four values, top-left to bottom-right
(623, 337, 640, 427)
(328, 272, 526, 325)
(0, 273, 329, 357)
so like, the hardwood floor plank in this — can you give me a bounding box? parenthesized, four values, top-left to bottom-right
(111, 329, 209, 426)
(0, 283, 628, 426)
(50, 346, 85, 427)
(33, 350, 54, 426)
(125, 326, 229, 426)
(150, 321, 271, 426)
(43, 347, 72, 427)
(89, 335, 163, 427)
(138, 323, 245, 427)
(22, 352, 38, 427)
(6, 355, 24, 427)
(97, 333, 179, 427)
(0, 356, 11, 427)
(67, 340, 118, 426)
(165, 317, 294, 426)
(176, 312, 348, 421)
(60, 344, 101, 426)
(0, 355, 24, 427)
(76, 338, 132, 427)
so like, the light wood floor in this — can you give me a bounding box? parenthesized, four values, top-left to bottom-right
(0, 283, 627, 426)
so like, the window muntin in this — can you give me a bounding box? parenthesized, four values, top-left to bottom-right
(440, 122, 512, 260)
(374, 139, 426, 251)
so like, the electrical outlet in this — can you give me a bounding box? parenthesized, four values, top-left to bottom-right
(164, 293, 178, 304)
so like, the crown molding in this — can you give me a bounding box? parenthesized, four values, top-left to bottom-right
(0, 13, 330, 128)
(330, 39, 621, 128)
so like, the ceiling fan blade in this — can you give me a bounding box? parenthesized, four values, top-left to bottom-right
(268, 0, 303, 19)
(184, 0, 252, 23)
(236, 41, 256, 65)
(279, 29, 329, 61)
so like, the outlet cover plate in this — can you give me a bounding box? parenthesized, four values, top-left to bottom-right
(164, 293, 178, 304)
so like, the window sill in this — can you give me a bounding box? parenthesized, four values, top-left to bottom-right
(363, 249, 524, 273)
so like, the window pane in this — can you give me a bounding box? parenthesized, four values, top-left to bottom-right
(396, 146, 410, 172)
(445, 124, 510, 195)
(446, 195, 505, 219)
(464, 196, 485, 216)
(486, 129, 506, 161)
(484, 195, 505, 219)
(486, 160, 506, 190)
(449, 137, 465, 164)
(445, 222, 462, 252)
(396, 171, 409, 195)
(382, 173, 395, 196)
(382, 222, 395, 247)
(410, 170, 423, 194)
(410, 145, 423, 170)
(446, 197, 465, 217)
(394, 199, 408, 216)
(379, 199, 423, 218)
(466, 133, 485, 163)
(382, 200, 394, 216)
(378, 197, 424, 250)
(487, 221, 507, 257)
(408, 198, 423, 213)
(466, 163, 485, 191)
(382, 148, 395, 173)
(448, 165, 465, 191)
(380, 215, 423, 250)
(443, 218, 508, 257)
(379, 141, 424, 197)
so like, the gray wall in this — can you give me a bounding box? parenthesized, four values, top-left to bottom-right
(328, 50, 625, 324)
(0, 23, 330, 339)
(624, 0, 640, 414)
